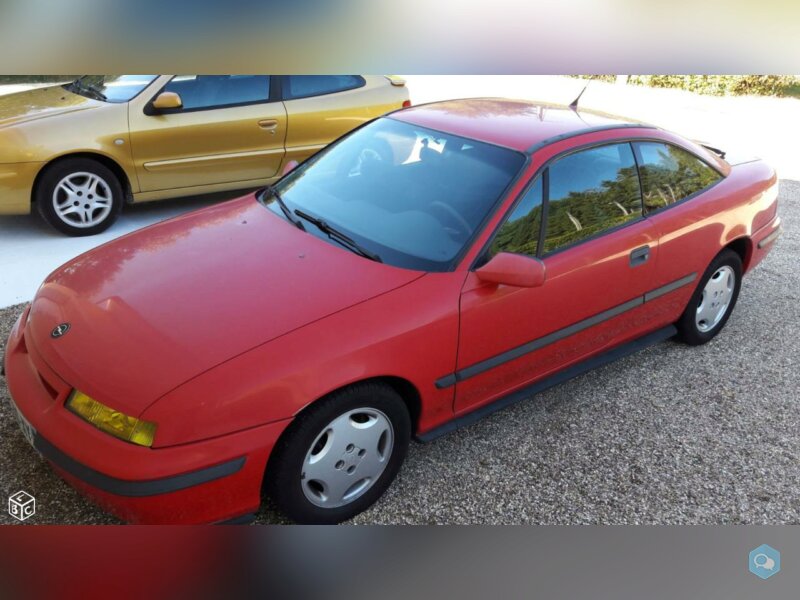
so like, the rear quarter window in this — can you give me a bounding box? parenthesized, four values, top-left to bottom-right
(633, 142, 722, 213)
(285, 75, 365, 100)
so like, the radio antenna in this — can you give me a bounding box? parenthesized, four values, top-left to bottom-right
(569, 85, 587, 111)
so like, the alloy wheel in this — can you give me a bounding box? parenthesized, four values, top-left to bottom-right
(51, 172, 114, 228)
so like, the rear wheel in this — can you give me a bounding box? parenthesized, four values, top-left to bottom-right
(37, 158, 123, 236)
(266, 382, 411, 524)
(676, 249, 742, 345)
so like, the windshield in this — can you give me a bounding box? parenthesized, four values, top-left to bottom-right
(66, 75, 158, 102)
(263, 118, 525, 272)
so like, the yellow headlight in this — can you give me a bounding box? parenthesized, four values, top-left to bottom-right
(67, 390, 157, 447)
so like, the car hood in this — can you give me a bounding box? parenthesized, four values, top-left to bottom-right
(0, 85, 102, 130)
(26, 195, 424, 416)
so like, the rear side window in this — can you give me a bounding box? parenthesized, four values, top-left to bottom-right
(490, 178, 543, 257)
(543, 143, 642, 254)
(634, 142, 722, 213)
(285, 75, 365, 100)
(163, 75, 270, 110)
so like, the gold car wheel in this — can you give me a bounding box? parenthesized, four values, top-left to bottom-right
(51, 172, 114, 229)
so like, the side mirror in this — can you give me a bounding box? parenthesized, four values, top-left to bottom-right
(476, 252, 546, 288)
(151, 91, 183, 111)
(282, 160, 299, 176)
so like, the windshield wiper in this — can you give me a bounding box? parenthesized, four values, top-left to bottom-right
(266, 186, 305, 231)
(68, 77, 106, 101)
(294, 209, 382, 263)
(65, 78, 83, 94)
(83, 81, 107, 101)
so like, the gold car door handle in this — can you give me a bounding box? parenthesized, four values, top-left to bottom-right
(258, 119, 279, 133)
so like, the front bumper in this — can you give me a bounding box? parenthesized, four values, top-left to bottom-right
(0, 162, 42, 215)
(3, 307, 291, 524)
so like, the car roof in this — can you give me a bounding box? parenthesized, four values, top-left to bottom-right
(390, 98, 654, 154)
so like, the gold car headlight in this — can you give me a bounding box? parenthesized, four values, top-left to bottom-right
(67, 390, 157, 447)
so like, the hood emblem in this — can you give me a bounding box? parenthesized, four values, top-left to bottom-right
(51, 323, 71, 338)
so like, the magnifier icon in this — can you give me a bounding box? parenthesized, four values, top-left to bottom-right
(754, 553, 776, 571)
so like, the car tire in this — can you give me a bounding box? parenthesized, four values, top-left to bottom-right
(676, 248, 742, 346)
(36, 158, 124, 236)
(266, 382, 411, 524)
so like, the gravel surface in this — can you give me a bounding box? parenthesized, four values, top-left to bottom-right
(1, 181, 798, 525)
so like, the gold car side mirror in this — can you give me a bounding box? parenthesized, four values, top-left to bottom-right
(151, 92, 183, 111)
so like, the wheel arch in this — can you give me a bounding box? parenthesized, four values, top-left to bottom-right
(294, 375, 422, 435)
(262, 375, 422, 491)
(723, 236, 752, 273)
(370, 376, 422, 433)
(31, 152, 134, 205)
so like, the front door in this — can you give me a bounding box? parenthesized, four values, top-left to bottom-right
(129, 75, 286, 193)
(454, 142, 661, 414)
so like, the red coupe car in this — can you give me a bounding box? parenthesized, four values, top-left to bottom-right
(3, 99, 781, 524)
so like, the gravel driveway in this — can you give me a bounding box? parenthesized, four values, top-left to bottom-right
(1, 180, 797, 525)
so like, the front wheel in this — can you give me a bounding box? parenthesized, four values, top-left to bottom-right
(36, 158, 123, 236)
(676, 248, 742, 345)
(266, 383, 411, 524)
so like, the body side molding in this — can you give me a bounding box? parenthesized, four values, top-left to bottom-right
(420, 325, 677, 441)
(435, 273, 696, 389)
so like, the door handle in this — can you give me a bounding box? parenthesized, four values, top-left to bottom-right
(258, 119, 278, 133)
(629, 245, 650, 267)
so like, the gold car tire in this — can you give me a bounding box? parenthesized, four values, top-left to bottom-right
(36, 158, 124, 237)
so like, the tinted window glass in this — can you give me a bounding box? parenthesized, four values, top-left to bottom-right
(490, 178, 543, 257)
(285, 75, 364, 100)
(543, 143, 642, 254)
(634, 142, 721, 213)
(264, 118, 525, 272)
(163, 75, 270, 110)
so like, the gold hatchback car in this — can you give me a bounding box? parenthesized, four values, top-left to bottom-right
(0, 75, 410, 235)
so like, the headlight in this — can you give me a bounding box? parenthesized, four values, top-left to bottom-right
(66, 390, 157, 447)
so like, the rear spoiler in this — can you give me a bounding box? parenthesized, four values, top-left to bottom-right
(695, 140, 762, 166)
(384, 75, 406, 87)
(698, 142, 726, 159)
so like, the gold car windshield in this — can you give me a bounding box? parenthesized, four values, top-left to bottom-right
(66, 75, 157, 103)
(266, 118, 525, 272)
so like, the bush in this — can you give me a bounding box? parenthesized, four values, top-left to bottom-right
(628, 75, 798, 97)
(573, 75, 617, 84)
(573, 75, 799, 97)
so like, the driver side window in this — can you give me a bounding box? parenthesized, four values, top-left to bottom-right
(489, 177, 543, 257)
(162, 75, 271, 110)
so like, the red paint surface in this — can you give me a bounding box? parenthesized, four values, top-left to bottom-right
(4, 100, 780, 523)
